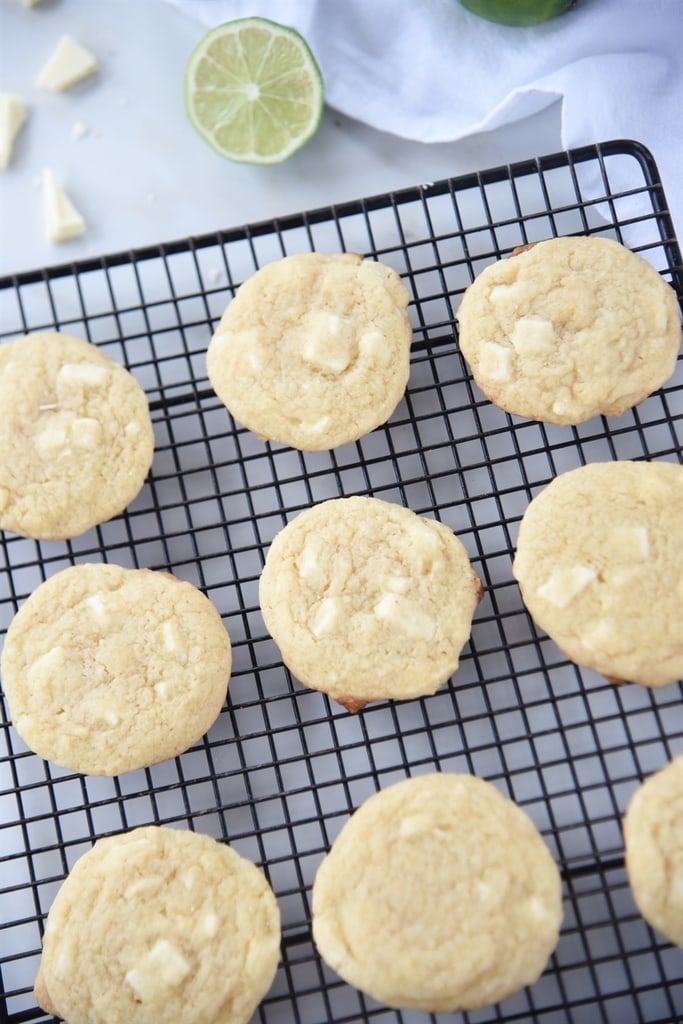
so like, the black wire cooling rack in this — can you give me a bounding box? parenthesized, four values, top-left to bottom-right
(1, 139, 682, 1024)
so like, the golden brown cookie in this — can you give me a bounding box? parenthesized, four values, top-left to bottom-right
(259, 496, 482, 710)
(312, 772, 563, 1012)
(206, 252, 412, 450)
(623, 755, 683, 948)
(457, 236, 681, 425)
(1, 563, 232, 775)
(34, 825, 281, 1024)
(513, 459, 683, 688)
(0, 331, 154, 539)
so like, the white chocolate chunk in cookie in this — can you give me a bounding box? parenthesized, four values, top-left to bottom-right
(309, 596, 342, 637)
(85, 593, 110, 626)
(125, 939, 191, 1000)
(57, 361, 109, 388)
(301, 312, 356, 374)
(510, 316, 557, 357)
(72, 417, 103, 448)
(399, 812, 433, 838)
(479, 342, 513, 382)
(35, 420, 70, 455)
(161, 619, 188, 662)
(536, 565, 596, 609)
(375, 592, 436, 640)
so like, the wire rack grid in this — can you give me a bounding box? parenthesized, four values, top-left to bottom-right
(0, 139, 682, 1024)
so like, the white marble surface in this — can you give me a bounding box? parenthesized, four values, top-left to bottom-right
(0, 0, 565, 279)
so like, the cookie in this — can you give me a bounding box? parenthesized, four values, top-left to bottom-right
(456, 235, 681, 425)
(623, 755, 683, 947)
(512, 459, 683, 687)
(0, 331, 154, 539)
(1, 563, 232, 775)
(206, 252, 412, 450)
(312, 772, 563, 1012)
(34, 824, 281, 1024)
(259, 496, 482, 711)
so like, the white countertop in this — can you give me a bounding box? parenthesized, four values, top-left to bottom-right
(0, 0, 565, 280)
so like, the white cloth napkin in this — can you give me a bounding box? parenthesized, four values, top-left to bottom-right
(169, 0, 683, 246)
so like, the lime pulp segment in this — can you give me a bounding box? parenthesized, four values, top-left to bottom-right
(185, 18, 324, 165)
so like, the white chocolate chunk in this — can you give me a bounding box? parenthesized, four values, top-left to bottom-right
(72, 417, 103, 449)
(161, 620, 187, 662)
(301, 312, 356, 374)
(489, 283, 519, 305)
(309, 596, 342, 637)
(0, 94, 27, 171)
(70, 120, 89, 141)
(386, 574, 410, 594)
(375, 593, 435, 640)
(510, 316, 557, 358)
(124, 939, 191, 1000)
(85, 593, 110, 626)
(42, 168, 86, 243)
(58, 362, 108, 388)
(537, 565, 597, 609)
(305, 415, 331, 435)
(636, 526, 650, 560)
(201, 912, 219, 938)
(154, 682, 169, 700)
(399, 813, 433, 838)
(479, 342, 513, 382)
(359, 328, 384, 358)
(35, 420, 69, 454)
(96, 708, 120, 728)
(409, 525, 443, 574)
(124, 420, 142, 437)
(37, 35, 98, 92)
(27, 647, 66, 696)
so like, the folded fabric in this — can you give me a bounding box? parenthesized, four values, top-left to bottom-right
(168, 0, 683, 245)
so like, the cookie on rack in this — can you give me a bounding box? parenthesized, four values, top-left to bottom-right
(456, 235, 681, 425)
(0, 331, 154, 540)
(1, 562, 232, 775)
(512, 459, 683, 688)
(259, 495, 482, 711)
(623, 755, 683, 948)
(312, 772, 563, 1012)
(34, 824, 281, 1024)
(206, 252, 413, 451)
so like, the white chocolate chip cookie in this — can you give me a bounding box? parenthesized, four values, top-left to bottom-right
(513, 459, 683, 687)
(312, 773, 563, 1013)
(457, 236, 681, 425)
(0, 332, 154, 539)
(1, 563, 232, 775)
(206, 253, 412, 450)
(259, 496, 482, 711)
(34, 825, 281, 1024)
(623, 755, 683, 948)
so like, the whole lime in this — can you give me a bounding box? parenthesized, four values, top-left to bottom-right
(459, 0, 575, 26)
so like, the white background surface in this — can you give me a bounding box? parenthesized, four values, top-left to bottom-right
(0, 0, 568, 280)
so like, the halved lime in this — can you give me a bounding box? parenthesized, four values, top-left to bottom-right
(185, 17, 324, 165)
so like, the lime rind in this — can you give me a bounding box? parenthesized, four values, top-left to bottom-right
(185, 17, 324, 165)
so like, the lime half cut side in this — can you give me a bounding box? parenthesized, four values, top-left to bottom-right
(185, 17, 324, 165)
